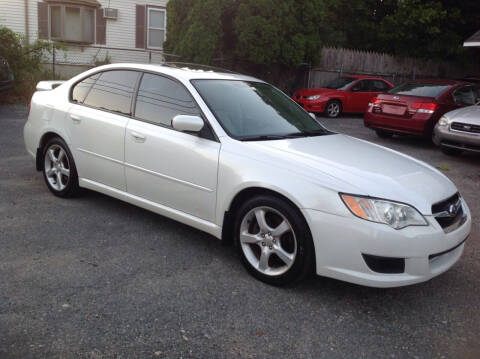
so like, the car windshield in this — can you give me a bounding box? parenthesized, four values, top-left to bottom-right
(192, 80, 329, 141)
(388, 82, 451, 97)
(324, 77, 356, 90)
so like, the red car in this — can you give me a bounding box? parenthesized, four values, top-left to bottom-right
(292, 75, 394, 118)
(364, 79, 480, 138)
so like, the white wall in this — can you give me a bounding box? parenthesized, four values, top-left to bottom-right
(0, 0, 169, 68)
(0, 0, 26, 35)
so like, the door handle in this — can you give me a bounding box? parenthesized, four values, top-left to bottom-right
(71, 115, 81, 124)
(131, 131, 146, 142)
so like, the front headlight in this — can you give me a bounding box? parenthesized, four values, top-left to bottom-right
(340, 194, 427, 229)
(437, 116, 448, 127)
(307, 95, 321, 100)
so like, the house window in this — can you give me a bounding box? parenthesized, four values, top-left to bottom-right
(49, 5, 95, 43)
(147, 8, 166, 49)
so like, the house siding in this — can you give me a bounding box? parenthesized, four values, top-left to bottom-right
(0, 0, 27, 35)
(0, 0, 169, 74)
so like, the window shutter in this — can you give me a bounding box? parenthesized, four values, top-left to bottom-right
(136, 5, 146, 49)
(96, 8, 106, 44)
(38, 2, 49, 40)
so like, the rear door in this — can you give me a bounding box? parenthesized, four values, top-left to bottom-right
(67, 70, 140, 190)
(125, 73, 220, 222)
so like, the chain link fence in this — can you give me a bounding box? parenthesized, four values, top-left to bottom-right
(45, 44, 180, 79)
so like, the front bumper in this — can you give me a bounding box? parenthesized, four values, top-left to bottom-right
(433, 124, 480, 153)
(302, 199, 471, 288)
(293, 98, 327, 113)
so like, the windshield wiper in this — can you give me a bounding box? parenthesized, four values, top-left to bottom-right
(283, 130, 330, 138)
(239, 134, 290, 141)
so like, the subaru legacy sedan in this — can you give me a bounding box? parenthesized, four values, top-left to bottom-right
(24, 64, 471, 287)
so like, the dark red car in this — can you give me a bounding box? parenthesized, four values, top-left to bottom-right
(292, 75, 393, 118)
(364, 79, 480, 138)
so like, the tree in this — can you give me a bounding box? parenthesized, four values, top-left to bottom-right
(164, 0, 325, 67)
(377, 0, 463, 59)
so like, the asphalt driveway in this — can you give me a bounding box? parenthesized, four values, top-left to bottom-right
(0, 105, 479, 359)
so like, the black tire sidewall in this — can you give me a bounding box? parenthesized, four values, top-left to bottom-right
(42, 137, 79, 198)
(234, 195, 315, 286)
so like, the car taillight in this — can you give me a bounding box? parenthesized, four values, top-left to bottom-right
(368, 97, 380, 107)
(411, 102, 438, 114)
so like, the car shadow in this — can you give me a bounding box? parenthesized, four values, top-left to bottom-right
(78, 188, 462, 308)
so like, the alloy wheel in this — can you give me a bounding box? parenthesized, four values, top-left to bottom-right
(327, 102, 340, 117)
(239, 206, 297, 276)
(44, 144, 71, 191)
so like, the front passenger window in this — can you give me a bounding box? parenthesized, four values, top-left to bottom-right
(453, 86, 478, 105)
(134, 73, 201, 127)
(350, 81, 367, 92)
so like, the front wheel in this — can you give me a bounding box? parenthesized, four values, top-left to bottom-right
(325, 100, 342, 118)
(234, 195, 315, 286)
(42, 137, 80, 197)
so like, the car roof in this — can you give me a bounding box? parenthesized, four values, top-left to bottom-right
(89, 63, 262, 83)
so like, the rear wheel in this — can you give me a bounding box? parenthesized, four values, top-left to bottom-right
(234, 195, 315, 286)
(375, 129, 394, 138)
(42, 137, 79, 198)
(325, 100, 342, 118)
(441, 146, 463, 156)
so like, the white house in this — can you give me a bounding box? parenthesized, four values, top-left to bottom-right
(0, 0, 170, 76)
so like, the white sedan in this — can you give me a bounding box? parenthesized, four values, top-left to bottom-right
(24, 64, 471, 287)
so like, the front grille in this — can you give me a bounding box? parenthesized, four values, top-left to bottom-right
(451, 122, 480, 134)
(432, 193, 465, 233)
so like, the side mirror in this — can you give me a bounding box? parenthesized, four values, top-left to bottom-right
(172, 115, 204, 133)
(309, 112, 316, 120)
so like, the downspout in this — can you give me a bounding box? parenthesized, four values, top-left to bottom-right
(24, 0, 30, 44)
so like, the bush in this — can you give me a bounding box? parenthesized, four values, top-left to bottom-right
(0, 26, 54, 103)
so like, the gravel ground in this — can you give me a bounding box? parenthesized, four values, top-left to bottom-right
(0, 105, 479, 359)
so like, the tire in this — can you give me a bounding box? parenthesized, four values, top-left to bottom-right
(375, 129, 394, 138)
(42, 137, 80, 198)
(234, 195, 315, 286)
(324, 100, 342, 118)
(441, 146, 463, 156)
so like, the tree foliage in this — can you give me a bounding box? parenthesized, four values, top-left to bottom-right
(0, 26, 54, 102)
(322, 0, 480, 60)
(164, 0, 325, 67)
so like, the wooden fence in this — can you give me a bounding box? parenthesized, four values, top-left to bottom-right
(309, 47, 479, 87)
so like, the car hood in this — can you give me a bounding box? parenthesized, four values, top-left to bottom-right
(445, 105, 480, 125)
(248, 134, 457, 214)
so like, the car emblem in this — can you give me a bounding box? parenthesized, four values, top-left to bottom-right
(463, 125, 471, 130)
(393, 96, 399, 100)
(448, 204, 458, 216)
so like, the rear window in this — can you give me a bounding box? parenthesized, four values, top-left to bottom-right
(388, 82, 451, 97)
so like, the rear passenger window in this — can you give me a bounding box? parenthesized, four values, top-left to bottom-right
(134, 73, 200, 127)
(72, 73, 100, 103)
(83, 70, 139, 115)
(371, 80, 391, 92)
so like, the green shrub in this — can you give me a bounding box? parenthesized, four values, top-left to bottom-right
(0, 26, 53, 103)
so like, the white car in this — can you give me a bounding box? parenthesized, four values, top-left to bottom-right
(24, 64, 471, 287)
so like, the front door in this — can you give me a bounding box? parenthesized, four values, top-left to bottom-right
(125, 73, 220, 222)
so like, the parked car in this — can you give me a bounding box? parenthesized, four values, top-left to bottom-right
(364, 79, 479, 138)
(292, 75, 393, 118)
(433, 104, 480, 155)
(0, 57, 14, 92)
(24, 64, 471, 287)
